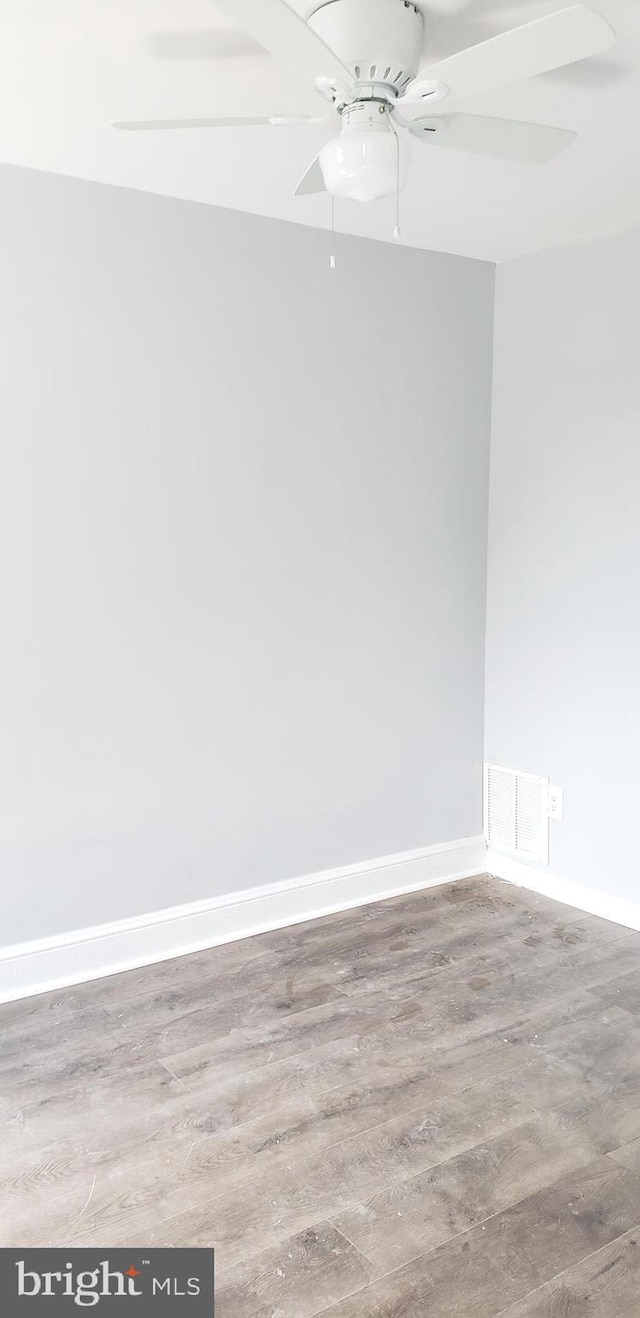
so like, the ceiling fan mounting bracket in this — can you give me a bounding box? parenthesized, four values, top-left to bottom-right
(409, 116, 447, 136)
(397, 77, 450, 107)
(313, 74, 353, 109)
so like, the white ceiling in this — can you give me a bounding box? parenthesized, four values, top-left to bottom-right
(1, 0, 639, 262)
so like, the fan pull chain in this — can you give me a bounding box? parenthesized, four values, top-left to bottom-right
(393, 121, 401, 241)
(330, 195, 336, 269)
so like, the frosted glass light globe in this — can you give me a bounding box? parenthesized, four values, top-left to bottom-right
(319, 117, 410, 203)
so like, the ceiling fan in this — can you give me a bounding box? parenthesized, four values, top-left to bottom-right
(113, 0, 615, 203)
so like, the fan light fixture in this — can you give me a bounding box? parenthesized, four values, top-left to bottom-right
(319, 102, 408, 203)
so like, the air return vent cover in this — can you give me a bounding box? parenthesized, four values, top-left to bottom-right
(484, 763, 549, 864)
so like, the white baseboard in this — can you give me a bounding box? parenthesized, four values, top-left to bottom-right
(0, 835, 486, 1004)
(487, 849, 640, 932)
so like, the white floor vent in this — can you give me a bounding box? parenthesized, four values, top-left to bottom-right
(484, 763, 549, 864)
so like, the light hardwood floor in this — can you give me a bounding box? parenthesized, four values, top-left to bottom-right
(3, 873, 640, 1315)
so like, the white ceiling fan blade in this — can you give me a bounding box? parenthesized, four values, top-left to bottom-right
(211, 0, 353, 91)
(294, 154, 326, 196)
(409, 6, 615, 105)
(407, 113, 576, 163)
(113, 114, 318, 131)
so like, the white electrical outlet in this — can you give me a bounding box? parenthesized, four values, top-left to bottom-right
(547, 783, 564, 821)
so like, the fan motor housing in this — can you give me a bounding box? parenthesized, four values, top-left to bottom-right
(308, 0, 424, 95)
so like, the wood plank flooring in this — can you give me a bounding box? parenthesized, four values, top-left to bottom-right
(3, 873, 640, 1315)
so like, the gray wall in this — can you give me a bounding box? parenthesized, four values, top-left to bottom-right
(0, 164, 493, 945)
(486, 224, 640, 903)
